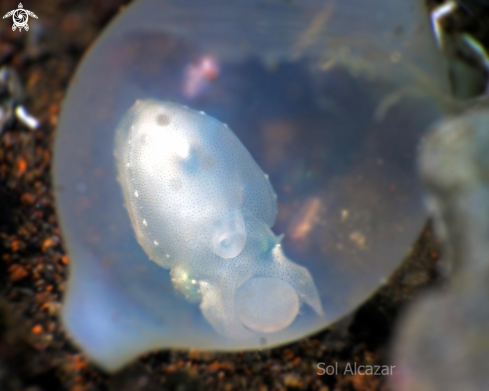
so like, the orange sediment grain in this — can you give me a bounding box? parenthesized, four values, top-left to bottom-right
(31, 324, 43, 334)
(73, 355, 88, 370)
(42, 237, 57, 252)
(9, 264, 28, 281)
(11, 240, 20, 252)
(18, 158, 27, 175)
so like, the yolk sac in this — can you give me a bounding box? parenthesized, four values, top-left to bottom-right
(235, 277, 301, 334)
(54, 0, 450, 371)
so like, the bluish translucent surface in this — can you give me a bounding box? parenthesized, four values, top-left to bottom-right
(54, 0, 449, 371)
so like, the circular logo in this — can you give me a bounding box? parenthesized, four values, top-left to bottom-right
(12, 9, 28, 28)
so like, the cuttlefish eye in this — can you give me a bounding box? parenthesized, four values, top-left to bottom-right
(210, 210, 247, 259)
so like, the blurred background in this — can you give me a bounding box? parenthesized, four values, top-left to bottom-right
(0, 0, 488, 390)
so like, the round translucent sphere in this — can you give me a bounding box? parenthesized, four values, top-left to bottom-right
(54, 0, 449, 371)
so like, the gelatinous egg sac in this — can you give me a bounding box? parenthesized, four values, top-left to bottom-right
(114, 99, 323, 339)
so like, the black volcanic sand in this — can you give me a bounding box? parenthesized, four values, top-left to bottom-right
(0, 0, 485, 390)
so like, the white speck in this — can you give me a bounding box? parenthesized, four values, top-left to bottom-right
(199, 111, 205, 115)
(191, 279, 196, 284)
(15, 106, 39, 129)
(272, 243, 285, 261)
(154, 240, 159, 246)
(264, 174, 269, 179)
(134, 190, 139, 197)
(431, 0, 457, 48)
(166, 254, 170, 258)
(224, 123, 228, 128)
(126, 162, 130, 167)
(143, 219, 147, 226)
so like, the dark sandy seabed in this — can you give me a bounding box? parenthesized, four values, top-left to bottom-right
(0, 0, 486, 390)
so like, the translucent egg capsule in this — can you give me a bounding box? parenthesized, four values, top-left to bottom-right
(54, 0, 449, 371)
